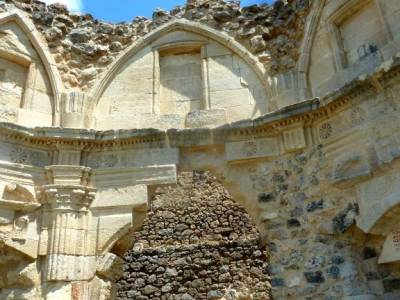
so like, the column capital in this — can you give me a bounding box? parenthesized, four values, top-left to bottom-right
(37, 185, 96, 211)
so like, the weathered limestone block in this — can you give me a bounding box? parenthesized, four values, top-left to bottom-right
(96, 253, 124, 281)
(331, 152, 373, 184)
(42, 282, 72, 300)
(185, 109, 227, 128)
(226, 137, 280, 162)
(90, 184, 148, 254)
(87, 148, 179, 170)
(60, 92, 95, 129)
(6, 261, 40, 288)
(89, 276, 113, 300)
(357, 171, 400, 234)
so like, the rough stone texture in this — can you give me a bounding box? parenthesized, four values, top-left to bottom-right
(5, 0, 310, 90)
(134, 171, 259, 247)
(0, 0, 399, 299)
(117, 171, 270, 300)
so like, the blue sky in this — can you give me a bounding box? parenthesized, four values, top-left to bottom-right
(44, 0, 271, 23)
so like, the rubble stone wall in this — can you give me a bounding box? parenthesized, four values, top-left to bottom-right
(117, 171, 271, 300)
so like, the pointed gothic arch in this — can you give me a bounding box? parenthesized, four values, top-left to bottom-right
(90, 19, 270, 113)
(295, 0, 327, 98)
(0, 11, 63, 125)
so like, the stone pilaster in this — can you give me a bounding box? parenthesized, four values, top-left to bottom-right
(38, 185, 96, 281)
(36, 166, 96, 299)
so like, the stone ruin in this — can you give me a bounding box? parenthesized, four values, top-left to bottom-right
(116, 171, 270, 299)
(0, 0, 399, 299)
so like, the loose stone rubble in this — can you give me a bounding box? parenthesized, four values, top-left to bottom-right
(117, 172, 270, 300)
(0, 0, 399, 299)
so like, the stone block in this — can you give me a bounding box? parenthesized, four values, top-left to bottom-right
(45, 254, 96, 281)
(185, 108, 227, 128)
(60, 92, 94, 129)
(88, 148, 179, 169)
(331, 153, 372, 183)
(210, 88, 251, 109)
(358, 172, 400, 233)
(206, 41, 232, 57)
(92, 184, 148, 209)
(90, 212, 136, 254)
(96, 253, 124, 280)
(282, 125, 306, 152)
(226, 137, 280, 162)
(43, 282, 71, 300)
(91, 165, 177, 189)
(17, 109, 52, 127)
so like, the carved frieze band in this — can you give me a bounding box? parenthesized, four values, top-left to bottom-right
(225, 125, 307, 162)
(317, 106, 366, 143)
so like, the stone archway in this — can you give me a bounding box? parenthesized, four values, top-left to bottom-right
(116, 171, 271, 300)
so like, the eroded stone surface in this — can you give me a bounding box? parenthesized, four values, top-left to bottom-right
(0, 0, 399, 299)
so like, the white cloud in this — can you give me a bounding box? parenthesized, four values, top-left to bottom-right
(42, 0, 83, 12)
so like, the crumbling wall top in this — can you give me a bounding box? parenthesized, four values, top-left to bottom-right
(3, 0, 310, 90)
